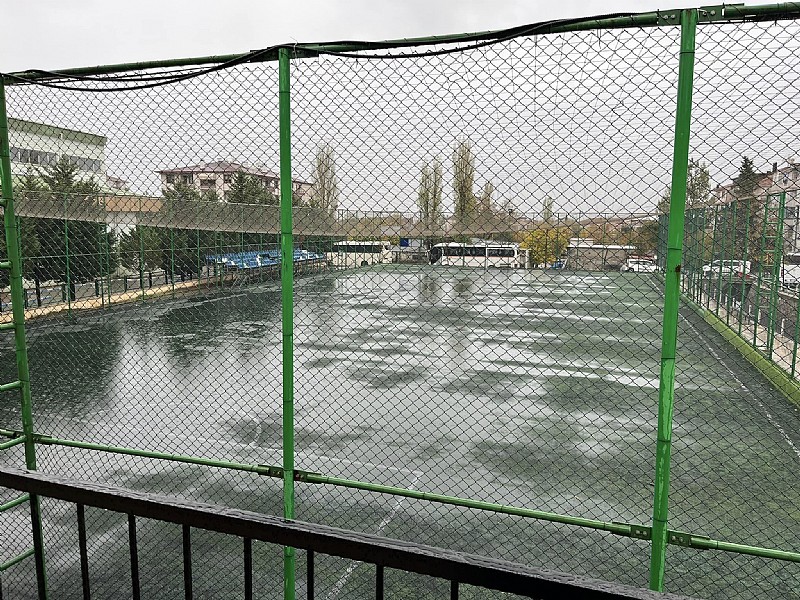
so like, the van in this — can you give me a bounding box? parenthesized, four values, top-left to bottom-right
(701, 260, 751, 278)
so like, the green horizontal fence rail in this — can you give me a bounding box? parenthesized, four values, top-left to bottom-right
(3, 4, 800, 600)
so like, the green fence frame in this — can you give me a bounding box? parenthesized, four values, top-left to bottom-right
(4, 4, 800, 600)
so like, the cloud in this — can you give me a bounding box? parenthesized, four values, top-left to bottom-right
(2, 0, 663, 73)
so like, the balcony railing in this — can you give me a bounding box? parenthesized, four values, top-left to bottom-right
(0, 467, 694, 600)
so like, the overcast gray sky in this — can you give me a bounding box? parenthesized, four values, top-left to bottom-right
(4, 1, 795, 218)
(0, 1, 666, 73)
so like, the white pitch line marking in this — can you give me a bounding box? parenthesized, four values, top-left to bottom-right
(682, 317, 800, 461)
(324, 471, 421, 600)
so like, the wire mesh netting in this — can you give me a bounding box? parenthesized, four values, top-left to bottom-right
(1, 8, 800, 600)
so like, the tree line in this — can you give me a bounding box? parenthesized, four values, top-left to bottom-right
(4, 146, 778, 286)
(417, 139, 517, 240)
(1, 157, 116, 287)
(1, 144, 344, 287)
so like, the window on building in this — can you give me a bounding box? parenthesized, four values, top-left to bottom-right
(10, 148, 62, 168)
(223, 174, 232, 184)
(165, 174, 176, 184)
(64, 155, 102, 172)
(181, 174, 193, 185)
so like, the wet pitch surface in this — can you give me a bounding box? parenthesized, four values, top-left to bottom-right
(1, 266, 799, 599)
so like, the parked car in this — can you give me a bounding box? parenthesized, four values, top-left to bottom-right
(549, 259, 565, 270)
(702, 260, 752, 278)
(620, 258, 657, 273)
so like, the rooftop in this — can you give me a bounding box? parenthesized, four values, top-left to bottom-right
(158, 160, 310, 184)
(8, 117, 106, 146)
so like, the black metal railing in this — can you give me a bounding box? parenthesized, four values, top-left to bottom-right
(0, 467, 693, 600)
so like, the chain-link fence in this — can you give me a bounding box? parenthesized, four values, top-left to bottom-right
(1, 5, 800, 600)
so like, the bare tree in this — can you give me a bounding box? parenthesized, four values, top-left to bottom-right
(478, 181, 494, 216)
(453, 138, 476, 228)
(418, 157, 444, 232)
(311, 143, 339, 212)
(417, 162, 433, 225)
(542, 196, 554, 224)
(431, 157, 443, 229)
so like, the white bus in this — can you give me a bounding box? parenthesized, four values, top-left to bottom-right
(329, 240, 392, 268)
(429, 242, 519, 268)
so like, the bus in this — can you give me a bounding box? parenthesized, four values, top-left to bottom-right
(329, 240, 392, 268)
(428, 242, 519, 268)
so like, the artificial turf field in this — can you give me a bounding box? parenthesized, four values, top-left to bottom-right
(1, 266, 799, 599)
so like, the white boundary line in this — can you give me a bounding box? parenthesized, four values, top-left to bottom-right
(324, 470, 421, 600)
(645, 276, 800, 459)
(682, 316, 800, 461)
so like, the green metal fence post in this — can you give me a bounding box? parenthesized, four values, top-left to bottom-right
(259, 232, 264, 283)
(707, 204, 718, 311)
(767, 193, 785, 359)
(695, 207, 705, 305)
(105, 196, 112, 306)
(684, 208, 696, 297)
(278, 46, 296, 600)
(97, 216, 105, 308)
(725, 201, 738, 325)
(196, 201, 201, 282)
(650, 7, 697, 592)
(138, 223, 146, 300)
(694, 209, 703, 298)
(170, 227, 176, 298)
(0, 76, 49, 599)
(753, 196, 771, 348)
(715, 204, 727, 316)
(64, 194, 72, 317)
(738, 201, 750, 337)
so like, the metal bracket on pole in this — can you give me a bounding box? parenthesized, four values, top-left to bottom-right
(656, 11, 682, 25)
(669, 529, 712, 549)
(620, 523, 652, 540)
(698, 4, 741, 22)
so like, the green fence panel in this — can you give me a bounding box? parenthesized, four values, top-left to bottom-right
(0, 5, 800, 600)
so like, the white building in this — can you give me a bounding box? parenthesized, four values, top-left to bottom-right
(712, 160, 800, 253)
(158, 160, 312, 203)
(7, 117, 108, 183)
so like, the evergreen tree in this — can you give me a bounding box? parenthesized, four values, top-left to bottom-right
(687, 159, 711, 209)
(228, 170, 277, 205)
(417, 158, 444, 234)
(733, 156, 760, 198)
(542, 196, 554, 224)
(731, 156, 764, 258)
(431, 157, 443, 229)
(477, 181, 494, 217)
(417, 162, 433, 227)
(162, 182, 210, 276)
(0, 173, 43, 287)
(35, 156, 104, 283)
